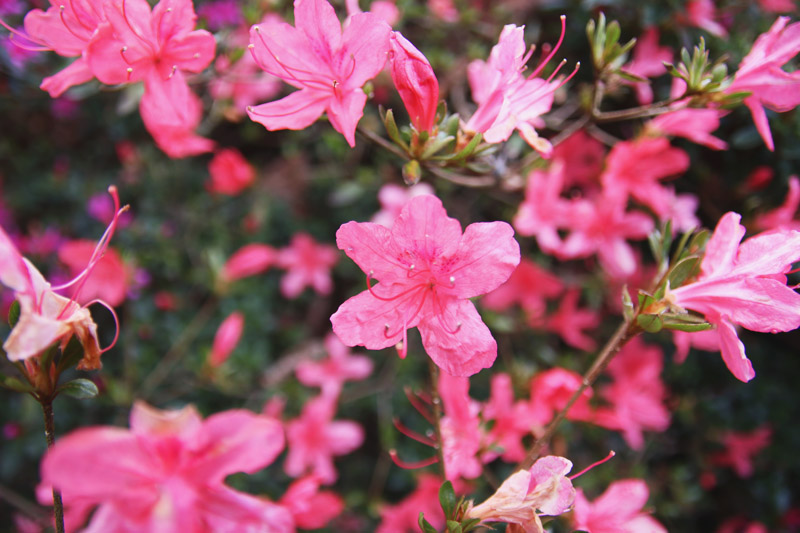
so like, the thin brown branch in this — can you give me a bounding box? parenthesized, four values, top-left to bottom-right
(42, 402, 64, 533)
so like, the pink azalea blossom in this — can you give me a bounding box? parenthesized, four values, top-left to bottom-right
(466, 455, 575, 533)
(623, 27, 672, 105)
(427, 0, 458, 22)
(753, 175, 800, 231)
(593, 338, 671, 450)
(718, 517, 769, 533)
(513, 163, 573, 255)
(275, 233, 339, 298)
(246, 0, 392, 147)
(345, 0, 399, 27)
(668, 212, 800, 382)
(465, 19, 576, 156)
(572, 479, 667, 533)
(371, 182, 435, 227)
(331, 194, 520, 377)
(220, 243, 276, 283)
(284, 394, 364, 483)
(482, 373, 537, 462)
(388, 31, 439, 133)
(278, 475, 344, 530)
(757, 0, 796, 13)
(529, 367, 594, 425)
(196, 0, 242, 30)
(727, 17, 800, 151)
(376, 474, 445, 533)
(208, 311, 244, 367)
(481, 257, 564, 319)
(207, 148, 256, 195)
(543, 288, 601, 351)
(41, 401, 293, 532)
(86, 0, 216, 157)
(295, 333, 373, 397)
(0, 188, 125, 369)
(711, 425, 772, 477)
(681, 0, 728, 37)
(647, 107, 728, 150)
(672, 327, 721, 364)
(550, 129, 605, 188)
(439, 372, 483, 480)
(58, 240, 131, 308)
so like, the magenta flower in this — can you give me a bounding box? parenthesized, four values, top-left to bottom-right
(208, 311, 245, 368)
(754, 175, 800, 232)
(711, 425, 772, 478)
(482, 373, 538, 462)
(295, 333, 373, 398)
(572, 479, 667, 533)
(207, 148, 256, 196)
(58, 240, 132, 308)
(41, 402, 293, 532)
(623, 27, 672, 105)
(669, 212, 800, 382)
(220, 243, 277, 283)
(377, 474, 445, 533)
(439, 372, 483, 480)
(330, 194, 520, 377)
(482, 257, 564, 319)
(246, 0, 392, 147)
(275, 233, 339, 299)
(388, 31, 439, 133)
(372, 182, 436, 228)
(647, 108, 728, 151)
(727, 17, 800, 151)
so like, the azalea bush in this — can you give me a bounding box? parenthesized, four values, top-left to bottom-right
(1, 0, 800, 531)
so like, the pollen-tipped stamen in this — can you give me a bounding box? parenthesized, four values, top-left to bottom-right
(528, 14, 567, 80)
(389, 449, 439, 470)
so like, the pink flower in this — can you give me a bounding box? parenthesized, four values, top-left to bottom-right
(275, 233, 339, 298)
(757, 0, 796, 12)
(593, 338, 671, 450)
(0, 188, 125, 369)
(465, 19, 576, 156)
(572, 479, 667, 533)
(681, 0, 728, 37)
(221, 243, 276, 283)
(86, 0, 216, 157)
(278, 475, 344, 530)
(439, 372, 483, 481)
(513, 163, 572, 254)
(295, 333, 373, 397)
(376, 474, 445, 533)
(482, 257, 564, 319)
(207, 148, 256, 195)
(372, 182, 435, 227)
(672, 327, 721, 364)
(284, 394, 364, 483)
(208, 311, 245, 367)
(196, 0, 242, 30)
(467, 455, 575, 533)
(623, 27, 672, 105)
(330, 194, 520, 377)
(668, 212, 800, 382)
(482, 373, 537, 462)
(246, 0, 392, 147)
(345, 0, 399, 27)
(388, 31, 439, 133)
(718, 517, 769, 533)
(647, 108, 728, 150)
(727, 17, 800, 151)
(41, 401, 293, 532)
(544, 288, 601, 351)
(711, 425, 772, 478)
(550, 129, 605, 188)
(753, 175, 800, 231)
(529, 367, 594, 425)
(58, 240, 131, 308)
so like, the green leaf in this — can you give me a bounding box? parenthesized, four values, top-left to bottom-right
(637, 314, 663, 333)
(57, 378, 99, 399)
(446, 521, 462, 533)
(439, 480, 457, 519)
(671, 227, 696, 264)
(617, 69, 648, 83)
(39, 343, 59, 373)
(57, 336, 84, 372)
(461, 518, 482, 532)
(449, 133, 482, 163)
(668, 256, 701, 288)
(622, 286, 635, 321)
(419, 514, 439, 533)
(0, 373, 34, 393)
(383, 108, 409, 151)
(421, 134, 455, 159)
(662, 320, 714, 332)
(7, 300, 20, 328)
(688, 229, 710, 254)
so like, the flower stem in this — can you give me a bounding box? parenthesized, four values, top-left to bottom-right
(518, 318, 642, 471)
(41, 401, 65, 533)
(428, 360, 447, 481)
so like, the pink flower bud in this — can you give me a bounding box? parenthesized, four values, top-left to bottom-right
(207, 148, 256, 196)
(209, 311, 245, 367)
(221, 243, 276, 282)
(389, 32, 439, 133)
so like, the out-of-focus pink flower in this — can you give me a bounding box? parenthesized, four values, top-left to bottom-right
(544, 289, 600, 351)
(482, 257, 564, 319)
(513, 163, 572, 255)
(18, 226, 63, 257)
(196, 0, 242, 30)
(623, 27, 672, 105)
(211, 51, 283, 117)
(275, 233, 338, 298)
(593, 338, 671, 450)
(86, 0, 216, 157)
(529, 367, 594, 425)
(247, 0, 392, 147)
(680, 0, 728, 37)
(757, 0, 796, 12)
(220, 243, 276, 283)
(41, 401, 293, 532)
(647, 108, 728, 150)
(482, 373, 537, 462)
(388, 31, 439, 133)
(573, 479, 667, 533)
(278, 475, 344, 530)
(331, 194, 520, 377)
(754, 175, 800, 231)
(744, 166, 775, 191)
(669, 212, 800, 382)
(284, 394, 364, 483)
(711, 425, 772, 477)
(87, 192, 133, 227)
(295, 333, 373, 398)
(467, 455, 575, 533)
(466, 19, 576, 156)
(672, 327, 721, 363)
(727, 17, 800, 151)
(207, 148, 256, 196)
(0, 188, 125, 369)
(377, 474, 445, 533)
(208, 311, 244, 367)
(718, 516, 769, 533)
(550, 129, 605, 188)
(345, 0, 399, 26)
(58, 240, 132, 307)
(371, 182, 435, 227)
(439, 372, 483, 481)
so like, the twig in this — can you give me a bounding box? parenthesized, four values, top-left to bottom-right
(428, 360, 447, 480)
(356, 124, 409, 160)
(41, 401, 64, 533)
